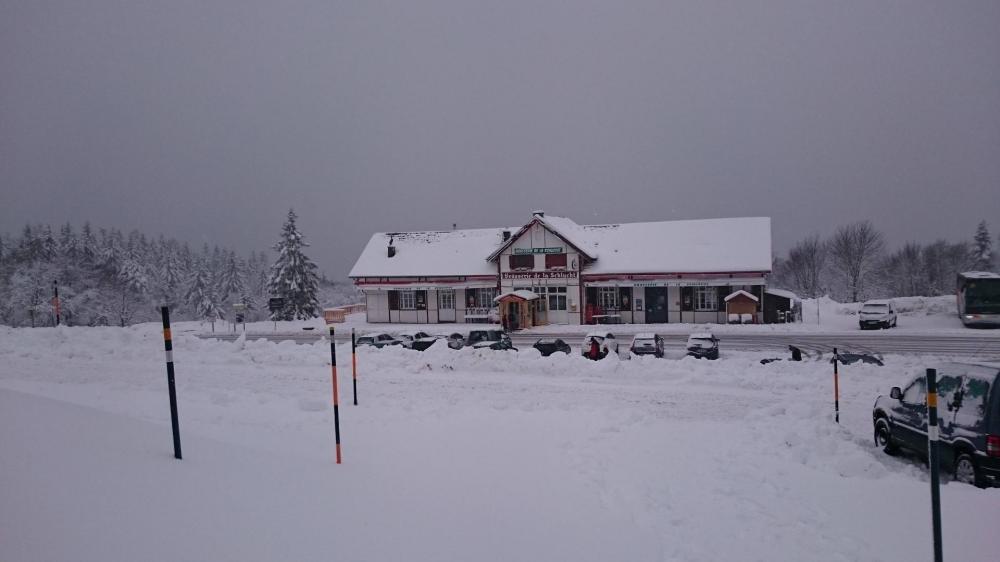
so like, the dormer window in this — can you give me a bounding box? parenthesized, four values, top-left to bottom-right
(508, 254, 534, 270)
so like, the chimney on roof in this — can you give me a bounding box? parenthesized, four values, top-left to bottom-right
(532, 209, 545, 218)
(387, 235, 396, 258)
(502, 230, 511, 241)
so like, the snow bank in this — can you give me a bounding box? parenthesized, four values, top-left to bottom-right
(1, 325, 997, 562)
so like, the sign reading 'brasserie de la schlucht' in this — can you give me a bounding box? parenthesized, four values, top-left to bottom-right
(501, 271, 578, 280)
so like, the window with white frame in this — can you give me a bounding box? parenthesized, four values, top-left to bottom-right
(598, 287, 618, 311)
(546, 286, 567, 311)
(438, 289, 455, 310)
(399, 290, 416, 310)
(694, 287, 717, 311)
(472, 287, 497, 308)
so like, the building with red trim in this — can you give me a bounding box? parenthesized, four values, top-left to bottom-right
(349, 211, 775, 325)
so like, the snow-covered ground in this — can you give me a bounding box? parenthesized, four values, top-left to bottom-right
(2, 323, 997, 562)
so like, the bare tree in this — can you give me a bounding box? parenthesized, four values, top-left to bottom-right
(783, 235, 828, 298)
(828, 221, 885, 302)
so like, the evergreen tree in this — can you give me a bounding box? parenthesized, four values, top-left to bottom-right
(184, 256, 222, 320)
(972, 220, 994, 271)
(217, 250, 246, 307)
(266, 209, 320, 320)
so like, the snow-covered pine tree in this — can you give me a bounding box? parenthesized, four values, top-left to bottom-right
(972, 221, 994, 271)
(267, 209, 320, 320)
(184, 256, 223, 321)
(217, 250, 246, 308)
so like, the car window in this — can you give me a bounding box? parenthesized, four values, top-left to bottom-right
(954, 374, 992, 430)
(901, 377, 926, 406)
(937, 375, 962, 414)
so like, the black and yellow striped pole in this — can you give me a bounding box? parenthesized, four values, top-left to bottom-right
(352, 328, 358, 406)
(926, 368, 943, 562)
(160, 306, 182, 460)
(833, 347, 840, 424)
(329, 326, 342, 464)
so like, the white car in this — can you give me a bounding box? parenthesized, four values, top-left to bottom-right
(580, 331, 618, 359)
(859, 300, 897, 330)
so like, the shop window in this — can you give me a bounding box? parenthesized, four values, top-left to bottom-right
(509, 254, 534, 270)
(399, 290, 416, 310)
(618, 287, 632, 311)
(470, 287, 498, 308)
(388, 290, 399, 310)
(598, 287, 618, 311)
(681, 287, 694, 311)
(695, 287, 717, 311)
(545, 253, 567, 270)
(414, 290, 427, 310)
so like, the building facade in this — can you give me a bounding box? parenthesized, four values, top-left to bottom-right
(350, 212, 775, 326)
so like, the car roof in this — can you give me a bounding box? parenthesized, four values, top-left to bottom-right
(688, 332, 715, 339)
(862, 299, 892, 305)
(633, 332, 657, 339)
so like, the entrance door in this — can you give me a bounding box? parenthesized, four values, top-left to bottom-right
(645, 287, 668, 323)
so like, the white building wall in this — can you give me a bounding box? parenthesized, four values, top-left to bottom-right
(498, 221, 582, 325)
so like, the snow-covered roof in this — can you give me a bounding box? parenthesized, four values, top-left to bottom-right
(960, 271, 1000, 279)
(724, 290, 759, 302)
(765, 288, 799, 301)
(490, 214, 772, 274)
(352, 214, 772, 278)
(494, 290, 540, 303)
(349, 228, 509, 278)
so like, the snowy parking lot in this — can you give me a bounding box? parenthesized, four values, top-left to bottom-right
(2, 323, 998, 562)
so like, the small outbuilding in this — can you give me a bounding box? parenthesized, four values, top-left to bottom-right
(763, 288, 801, 323)
(494, 290, 545, 331)
(724, 290, 759, 324)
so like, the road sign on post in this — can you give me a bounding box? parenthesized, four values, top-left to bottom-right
(268, 297, 285, 331)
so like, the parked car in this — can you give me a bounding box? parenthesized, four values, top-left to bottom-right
(873, 362, 1000, 488)
(472, 332, 517, 351)
(355, 333, 403, 348)
(859, 299, 897, 330)
(396, 332, 431, 349)
(467, 329, 505, 346)
(411, 333, 465, 351)
(685, 332, 719, 360)
(630, 333, 664, 358)
(580, 331, 618, 360)
(533, 338, 572, 356)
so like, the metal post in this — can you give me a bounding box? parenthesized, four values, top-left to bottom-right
(53, 280, 60, 326)
(329, 326, 342, 464)
(926, 368, 943, 562)
(833, 347, 840, 424)
(352, 328, 358, 406)
(160, 306, 182, 460)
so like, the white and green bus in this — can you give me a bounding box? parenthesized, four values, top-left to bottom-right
(957, 272, 1000, 327)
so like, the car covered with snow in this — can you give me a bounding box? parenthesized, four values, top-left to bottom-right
(466, 329, 505, 347)
(858, 299, 897, 330)
(472, 332, 517, 351)
(630, 333, 664, 358)
(356, 333, 404, 348)
(532, 338, 572, 356)
(685, 332, 719, 360)
(411, 333, 465, 351)
(873, 362, 1000, 488)
(581, 331, 618, 360)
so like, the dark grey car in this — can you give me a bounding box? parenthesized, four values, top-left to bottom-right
(873, 362, 1000, 488)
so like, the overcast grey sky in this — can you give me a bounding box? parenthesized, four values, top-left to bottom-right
(2, 1, 999, 278)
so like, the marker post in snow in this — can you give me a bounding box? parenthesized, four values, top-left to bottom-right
(832, 347, 840, 424)
(352, 328, 358, 406)
(926, 368, 943, 562)
(329, 326, 342, 464)
(160, 306, 183, 460)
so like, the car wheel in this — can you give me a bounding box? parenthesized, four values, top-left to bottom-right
(873, 418, 898, 455)
(954, 453, 985, 487)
